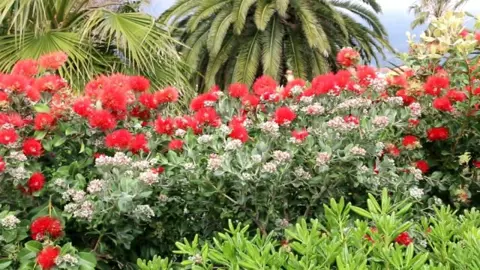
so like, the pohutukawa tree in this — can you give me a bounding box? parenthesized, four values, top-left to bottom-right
(160, 0, 391, 90)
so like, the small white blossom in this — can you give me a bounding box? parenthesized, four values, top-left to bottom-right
(55, 254, 78, 266)
(175, 129, 186, 137)
(132, 160, 151, 171)
(139, 170, 159, 185)
(8, 151, 27, 161)
(73, 201, 95, 221)
(409, 167, 424, 180)
(409, 186, 424, 199)
(294, 167, 312, 180)
(262, 162, 278, 173)
(207, 154, 223, 171)
(291, 85, 304, 95)
(327, 117, 358, 132)
(134, 205, 155, 221)
(184, 162, 196, 171)
(301, 103, 325, 115)
(408, 102, 422, 118)
(71, 190, 86, 203)
(372, 116, 390, 128)
(95, 152, 132, 167)
(53, 178, 67, 188)
(316, 152, 331, 166)
(225, 139, 243, 151)
(241, 173, 253, 181)
(259, 121, 280, 137)
(272, 151, 292, 164)
(87, 179, 105, 194)
(370, 77, 388, 93)
(386, 97, 404, 106)
(219, 124, 232, 134)
(8, 166, 28, 180)
(350, 146, 367, 156)
(251, 154, 262, 163)
(433, 196, 443, 205)
(197, 135, 213, 144)
(299, 96, 313, 104)
(375, 142, 385, 156)
(0, 214, 20, 229)
(334, 98, 372, 111)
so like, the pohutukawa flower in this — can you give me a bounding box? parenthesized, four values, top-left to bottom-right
(229, 123, 249, 143)
(0, 156, 5, 173)
(253, 75, 277, 98)
(105, 129, 133, 150)
(415, 160, 430, 174)
(446, 90, 467, 102)
(11, 59, 38, 77)
(433, 97, 453, 112)
(385, 143, 401, 157)
(34, 113, 56, 131)
(0, 128, 18, 145)
(336, 47, 360, 67)
(31, 216, 62, 240)
(395, 232, 413, 246)
(402, 135, 421, 150)
(228, 83, 249, 98)
(88, 110, 117, 131)
(155, 116, 175, 135)
(37, 246, 60, 270)
(72, 97, 93, 117)
(291, 129, 309, 143)
(424, 75, 449, 96)
(194, 107, 221, 127)
(356, 65, 377, 86)
(155, 87, 179, 104)
(241, 94, 260, 109)
(396, 89, 416, 106)
(427, 127, 449, 141)
(139, 93, 158, 109)
(39, 51, 68, 70)
(27, 172, 46, 193)
(274, 107, 296, 125)
(190, 92, 218, 111)
(23, 138, 43, 157)
(129, 76, 150, 92)
(130, 134, 149, 154)
(168, 139, 183, 151)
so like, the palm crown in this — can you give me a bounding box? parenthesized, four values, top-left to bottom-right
(161, 0, 391, 90)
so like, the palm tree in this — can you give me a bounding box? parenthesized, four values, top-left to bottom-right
(0, 0, 193, 97)
(409, 0, 469, 29)
(160, 0, 391, 90)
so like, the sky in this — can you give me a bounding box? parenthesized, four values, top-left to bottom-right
(144, 0, 480, 63)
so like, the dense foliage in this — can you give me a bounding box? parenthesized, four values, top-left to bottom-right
(0, 11, 480, 270)
(138, 190, 480, 269)
(161, 0, 390, 89)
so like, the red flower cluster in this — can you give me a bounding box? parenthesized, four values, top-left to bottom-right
(228, 83, 249, 98)
(0, 156, 5, 173)
(427, 127, 449, 141)
(34, 113, 56, 131)
(23, 138, 43, 157)
(0, 129, 18, 145)
(424, 75, 449, 96)
(37, 246, 60, 270)
(395, 232, 413, 246)
(168, 139, 183, 151)
(274, 107, 296, 125)
(402, 135, 420, 150)
(291, 129, 309, 143)
(105, 129, 149, 153)
(31, 216, 62, 240)
(336, 47, 360, 67)
(39, 51, 68, 70)
(12, 59, 38, 77)
(27, 172, 46, 193)
(253, 75, 277, 100)
(229, 123, 249, 143)
(433, 97, 453, 112)
(416, 160, 430, 174)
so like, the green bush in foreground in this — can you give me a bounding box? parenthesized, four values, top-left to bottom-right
(138, 189, 480, 269)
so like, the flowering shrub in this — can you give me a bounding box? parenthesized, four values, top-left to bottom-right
(1, 12, 480, 268)
(138, 190, 480, 269)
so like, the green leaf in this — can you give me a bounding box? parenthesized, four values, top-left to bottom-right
(78, 252, 97, 270)
(33, 104, 50, 113)
(351, 206, 373, 219)
(0, 259, 12, 270)
(34, 131, 47, 140)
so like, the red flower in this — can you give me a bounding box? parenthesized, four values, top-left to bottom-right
(385, 143, 401, 157)
(34, 113, 56, 131)
(228, 83, 249, 98)
(274, 107, 296, 125)
(0, 157, 5, 172)
(387, 74, 408, 88)
(476, 32, 480, 43)
(39, 51, 68, 70)
(27, 172, 46, 193)
(402, 135, 420, 150)
(37, 246, 60, 270)
(26, 88, 41, 102)
(1, 74, 29, 92)
(433, 97, 453, 112)
(129, 76, 150, 92)
(395, 232, 413, 246)
(168, 139, 183, 151)
(139, 93, 158, 109)
(194, 107, 221, 127)
(356, 65, 377, 86)
(416, 160, 430, 174)
(229, 124, 249, 143)
(446, 90, 467, 102)
(11, 59, 38, 77)
(283, 79, 306, 98)
(88, 110, 117, 131)
(473, 160, 480, 168)
(253, 75, 277, 98)
(364, 227, 378, 243)
(241, 94, 260, 109)
(73, 97, 93, 117)
(33, 75, 67, 93)
(100, 86, 128, 112)
(190, 92, 218, 111)
(105, 129, 133, 150)
(460, 29, 469, 38)
(0, 91, 9, 103)
(23, 138, 43, 157)
(291, 129, 309, 143)
(312, 73, 336, 95)
(31, 216, 62, 241)
(0, 129, 18, 145)
(344, 115, 359, 125)
(152, 166, 165, 174)
(336, 47, 360, 67)
(396, 89, 416, 106)
(427, 127, 449, 141)
(155, 116, 175, 135)
(409, 119, 420, 127)
(424, 76, 449, 96)
(130, 134, 149, 154)
(155, 87, 179, 104)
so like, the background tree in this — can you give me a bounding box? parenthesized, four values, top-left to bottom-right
(160, 0, 391, 90)
(0, 0, 193, 97)
(409, 0, 469, 29)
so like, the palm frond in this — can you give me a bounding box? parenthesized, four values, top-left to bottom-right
(254, 0, 276, 31)
(232, 0, 256, 34)
(285, 28, 306, 79)
(232, 30, 261, 85)
(204, 35, 237, 88)
(186, 0, 230, 32)
(207, 9, 233, 57)
(261, 15, 284, 80)
(275, 0, 290, 17)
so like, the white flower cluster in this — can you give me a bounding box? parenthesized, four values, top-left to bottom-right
(139, 170, 159, 185)
(219, 124, 232, 134)
(259, 121, 280, 137)
(299, 96, 313, 104)
(409, 167, 424, 180)
(375, 142, 385, 156)
(55, 254, 78, 267)
(8, 151, 27, 161)
(184, 162, 196, 171)
(95, 152, 132, 167)
(316, 152, 331, 166)
(335, 98, 372, 111)
(197, 134, 213, 144)
(132, 160, 151, 171)
(272, 151, 292, 164)
(327, 117, 358, 132)
(433, 196, 443, 205)
(0, 214, 20, 229)
(408, 102, 422, 118)
(87, 179, 105, 194)
(372, 116, 390, 128)
(251, 154, 262, 164)
(134, 205, 155, 221)
(262, 162, 278, 174)
(370, 77, 388, 93)
(225, 139, 243, 151)
(63, 189, 86, 203)
(207, 154, 223, 171)
(65, 201, 94, 221)
(241, 172, 253, 181)
(409, 186, 424, 199)
(175, 129, 186, 137)
(53, 178, 67, 189)
(301, 103, 325, 115)
(291, 85, 304, 95)
(8, 166, 28, 180)
(294, 167, 312, 180)
(386, 97, 404, 106)
(350, 146, 367, 156)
